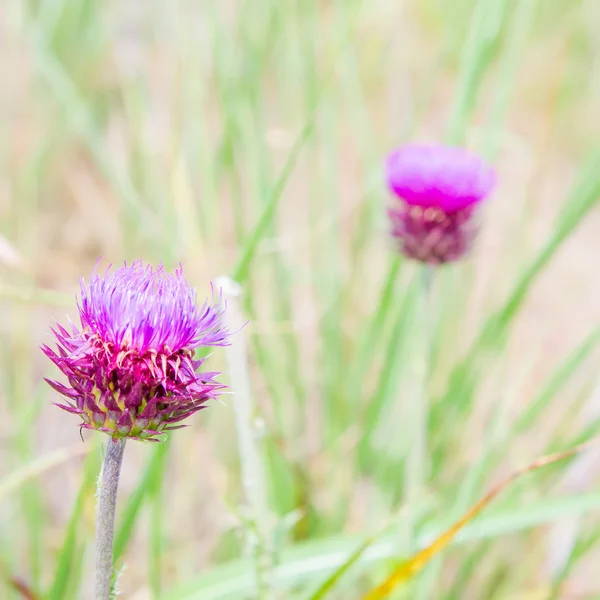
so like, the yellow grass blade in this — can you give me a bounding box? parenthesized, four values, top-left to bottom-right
(504, 587, 551, 600)
(363, 439, 600, 600)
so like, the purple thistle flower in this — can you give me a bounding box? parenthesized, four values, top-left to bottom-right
(386, 144, 496, 264)
(42, 261, 231, 441)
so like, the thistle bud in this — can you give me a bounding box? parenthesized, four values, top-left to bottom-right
(386, 144, 496, 264)
(42, 261, 231, 441)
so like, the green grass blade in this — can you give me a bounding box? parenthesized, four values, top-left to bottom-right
(515, 325, 600, 434)
(548, 523, 600, 599)
(420, 322, 600, 596)
(306, 532, 382, 600)
(26, 26, 160, 243)
(160, 491, 600, 600)
(347, 256, 402, 411)
(489, 149, 600, 336)
(446, 0, 509, 145)
(148, 443, 170, 598)
(232, 118, 314, 283)
(46, 442, 100, 600)
(113, 442, 169, 564)
(481, 0, 538, 159)
(436, 148, 600, 432)
(357, 272, 417, 472)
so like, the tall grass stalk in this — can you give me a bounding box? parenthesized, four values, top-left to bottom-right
(217, 277, 272, 599)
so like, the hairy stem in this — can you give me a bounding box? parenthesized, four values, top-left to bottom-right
(95, 438, 126, 600)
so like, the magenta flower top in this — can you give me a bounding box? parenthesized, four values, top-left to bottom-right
(79, 262, 229, 352)
(42, 261, 231, 441)
(385, 144, 496, 264)
(386, 144, 496, 213)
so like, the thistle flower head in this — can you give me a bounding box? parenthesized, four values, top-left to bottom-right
(42, 261, 231, 441)
(386, 144, 496, 264)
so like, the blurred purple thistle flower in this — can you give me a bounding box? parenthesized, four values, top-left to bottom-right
(42, 261, 231, 441)
(386, 144, 496, 264)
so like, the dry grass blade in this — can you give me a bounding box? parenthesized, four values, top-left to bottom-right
(0, 561, 39, 600)
(0, 285, 74, 307)
(7, 577, 38, 600)
(0, 443, 91, 503)
(363, 438, 600, 600)
(0, 234, 26, 271)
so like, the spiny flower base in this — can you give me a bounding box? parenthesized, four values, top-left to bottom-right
(388, 204, 478, 264)
(44, 327, 223, 442)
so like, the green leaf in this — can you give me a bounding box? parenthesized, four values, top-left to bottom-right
(232, 118, 314, 284)
(446, 0, 510, 145)
(306, 530, 386, 600)
(148, 443, 170, 598)
(46, 443, 100, 600)
(113, 442, 169, 563)
(436, 147, 600, 429)
(160, 491, 600, 600)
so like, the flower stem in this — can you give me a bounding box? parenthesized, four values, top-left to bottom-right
(95, 438, 126, 600)
(405, 266, 433, 551)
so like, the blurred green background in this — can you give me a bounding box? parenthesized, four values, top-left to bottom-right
(2, 0, 600, 598)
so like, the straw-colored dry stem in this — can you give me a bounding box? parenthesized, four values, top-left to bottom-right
(216, 276, 272, 599)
